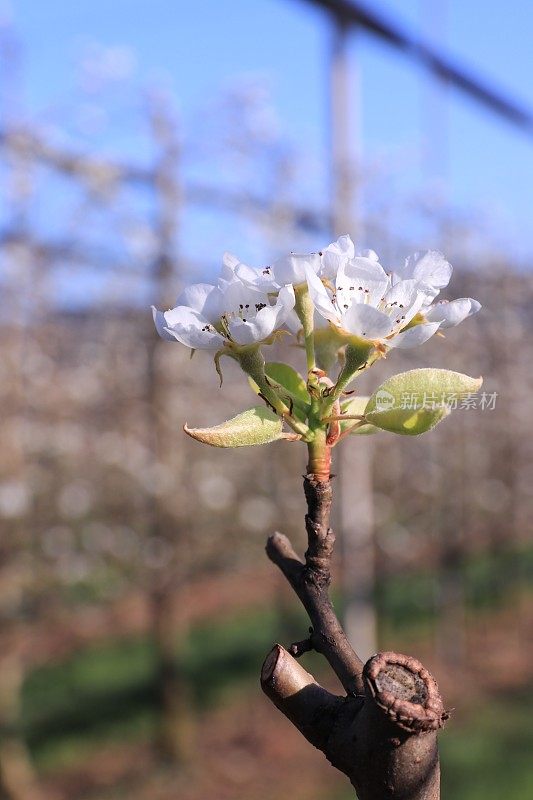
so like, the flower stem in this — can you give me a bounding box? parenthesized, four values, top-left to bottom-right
(236, 345, 313, 441)
(306, 427, 331, 482)
(323, 414, 365, 422)
(294, 284, 316, 374)
(321, 342, 377, 420)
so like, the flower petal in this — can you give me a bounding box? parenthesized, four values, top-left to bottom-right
(273, 252, 321, 285)
(162, 305, 224, 350)
(223, 251, 240, 271)
(152, 306, 177, 341)
(400, 251, 453, 292)
(175, 283, 223, 323)
(387, 321, 441, 349)
(425, 298, 481, 328)
(235, 262, 279, 292)
(228, 303, 282, 344)
(227, 284, 295, 345)
(305, 263, 340, 324)
(337, 257, 389, 308)
(218, 252, 242, 286)
(228, 317, 268, 345)
(357, 248, 379, 262)
(221, 280, 267, 313)
(284, 309, 302, 334)
(382, 279, 427, 328)
(259, 284, 295, 334)
(277, 283, 296, 312)
(341, 303, 393, 340)
(321, 234, 354, 278)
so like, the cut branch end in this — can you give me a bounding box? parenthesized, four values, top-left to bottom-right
(364, 652, 448, 733)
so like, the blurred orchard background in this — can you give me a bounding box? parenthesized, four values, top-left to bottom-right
(0, 1, 532, 798)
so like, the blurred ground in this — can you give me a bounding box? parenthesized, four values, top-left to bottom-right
(21, 590, 533, 800)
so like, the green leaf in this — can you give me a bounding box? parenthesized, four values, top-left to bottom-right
(265, 363, 310, 404)
(366, 404, 450, 436)
(340, 396, 379, 435)
(184, 406, 286, 448)
(248, 362, 310, 421)
(364, 368, 483, 436)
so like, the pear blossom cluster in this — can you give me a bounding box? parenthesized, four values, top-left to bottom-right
(152, 253, 295, 350)
(152, 235, 480, 353)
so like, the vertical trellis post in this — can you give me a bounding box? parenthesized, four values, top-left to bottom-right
(329, 16, 377, 659)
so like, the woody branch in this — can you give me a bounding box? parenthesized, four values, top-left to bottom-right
(261, 451, 447, 800)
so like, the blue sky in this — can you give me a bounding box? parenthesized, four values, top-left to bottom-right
(5, 0, 533, 266)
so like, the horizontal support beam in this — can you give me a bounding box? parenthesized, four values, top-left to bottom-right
(296, 0, 533, 135)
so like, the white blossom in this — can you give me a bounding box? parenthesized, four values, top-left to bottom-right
(305, 245, 480, 349)
(392, 250, 481, 331)
(235, 234, 370, 289)
(152, 240, 480, 354)
(152, 263, 295, 350)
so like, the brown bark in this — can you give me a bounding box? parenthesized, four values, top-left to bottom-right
(262, 469, 447, 799)
(266, 476, 364, 696)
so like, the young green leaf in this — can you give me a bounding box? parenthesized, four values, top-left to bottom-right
(184, 406, 286, 448)
(265, 363, 310, 405)
(366, 404, 450, 435)
(364, 368, 483, 436)
(248, 362, 310, 421)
